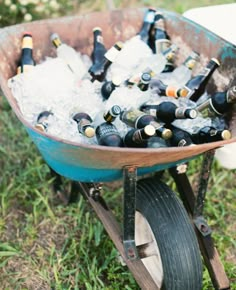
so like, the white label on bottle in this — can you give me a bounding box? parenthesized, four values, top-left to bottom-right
(105, 46, 120, 62)
(144, 12, 155, 23)
(155, 39, 171, 54)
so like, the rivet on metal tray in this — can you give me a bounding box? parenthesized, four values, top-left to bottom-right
(176, 163, 188, 174)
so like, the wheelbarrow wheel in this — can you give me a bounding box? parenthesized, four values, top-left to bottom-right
(135, 177, 202, 290)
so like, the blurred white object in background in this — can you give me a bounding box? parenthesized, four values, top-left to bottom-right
(183, 4, 236, 169)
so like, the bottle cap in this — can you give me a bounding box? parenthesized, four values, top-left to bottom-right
(50, 33, 62, 47)
(35, 123, 46, 132)
(211, 58, 220, 66)
(23, 31, 32, 37)
(221, 130, 231, 140)
(188, 109, 198, 119)
(84, 126, 95, 138)
(144, 125, 156, 137)
(162, 128, 172, 140)
(111, 75, 122, 87)
(93, 26, 102, 32)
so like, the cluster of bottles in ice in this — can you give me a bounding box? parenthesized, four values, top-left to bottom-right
(8, 8, 236, 148)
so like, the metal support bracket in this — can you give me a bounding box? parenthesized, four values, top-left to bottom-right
(194, 215, 212, 237)
(123, 166, 139, 260)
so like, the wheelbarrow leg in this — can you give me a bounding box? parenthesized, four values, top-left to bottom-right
(77, 181, 159, 290)
(169, 150, 231, 290)
(49, 168, 80, 204)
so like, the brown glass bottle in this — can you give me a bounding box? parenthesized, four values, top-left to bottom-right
(191, 126, 231, 144)
(183, 58, 220, 102)
(196, 86, 236, 116)
(88, 41, 123, 82)
(35, 111, 53, 132)
(17, 32, 35, 74)
(137, 71, 152, 91)
(123, 125, 156, 148)
(95, 122, 123, 147)
(167, 126, 193, 147)
(103, 105, 122, 122)
(153, 11, 171, 54)
(140, 101, 198, 123)
(161, 43, 179, 73)
(120, 108, 172, 139)
(73, 112, 95, 138)
(101, 76, 122, 100)
(138, 7, 156, 45)
(149, 78, 188, 98)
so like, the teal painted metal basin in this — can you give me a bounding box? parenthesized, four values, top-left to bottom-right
(0, 8, 236, 182)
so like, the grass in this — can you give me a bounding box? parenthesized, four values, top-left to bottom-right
(0, 0, 236, 289)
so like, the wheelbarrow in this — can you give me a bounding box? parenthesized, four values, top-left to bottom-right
(0, 7, 235, 290)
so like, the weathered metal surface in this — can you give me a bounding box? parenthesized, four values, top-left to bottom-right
(0, 8, 236, 182)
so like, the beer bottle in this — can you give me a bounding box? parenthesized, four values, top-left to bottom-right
(138, 7, 156, 45)
(161, 43, 179, 73)
(183, 58, 220, 102)
(95, 122, 123, 147)
(101, 76, 122, 100)
(91, 27, 107, 65)
(149, 78, 188, 98)
(170, 51, 200, 86)
(35, 111, 53, 132)
(17, 32, 35, 74)
(190, 126, 231, 144)
(123, 125, 156, 148)
(103, 105, 122, 122)
(120, 108, 172, 139)
(153, 11, 171, 54)
(88, 41, 123, 82)
(196, 86, 236, 116)
(137, 71, 152, 91)
(140, 101, 198, 123)
(51, 33, 87, 79)
(167, 126, 193, 147)
(73, 112, 95, 138)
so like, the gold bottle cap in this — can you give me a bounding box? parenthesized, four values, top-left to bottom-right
(162, 128, 172, 140)
(211, 58, 220, 66)
(35, 123, 45, 132)
(50, 33, 62, 48)
(84, 127, 95, 138)
(93, 26, 102, 32)
(111, 75, 122, 87)
(144, 125, 156, 137)
(221, 130, 231, 140)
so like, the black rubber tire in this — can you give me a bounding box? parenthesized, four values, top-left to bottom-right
(136, 176, 203, 290)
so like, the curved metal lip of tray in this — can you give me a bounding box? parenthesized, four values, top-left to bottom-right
(0, 7, 235, 182)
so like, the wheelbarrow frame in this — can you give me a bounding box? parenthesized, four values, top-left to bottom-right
(0, 7, 235, 289)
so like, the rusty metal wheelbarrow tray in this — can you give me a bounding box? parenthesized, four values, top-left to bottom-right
(0, 7, 236, 182)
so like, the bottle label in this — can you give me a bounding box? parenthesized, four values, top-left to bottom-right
(96, 124, 117, 138)
(22, 36, 33, 49)
(132, 130, 143, 143)
(121, 109, 144, 128)
(105, 46, 120, 62)
(155, 39, 171, 54)
(97, 35, 104, 44)
(22, 64, 34, 73)
(144, 11, 155, 23)
(175, 107, 186, 119)
(166, 86, 179, 98)
(178, 139, 187, 147)
(181, 86, 193, 98)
